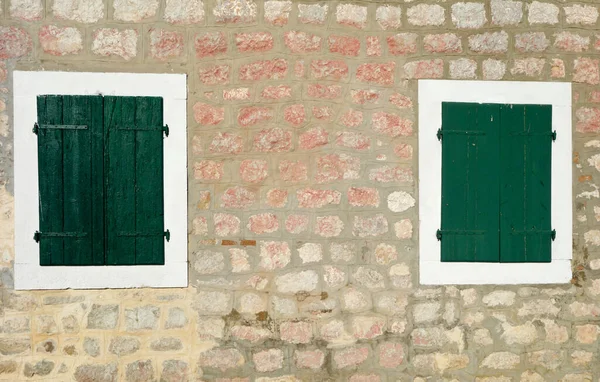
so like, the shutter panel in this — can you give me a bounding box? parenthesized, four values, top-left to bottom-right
(105, 96, 165, 265)
(36, 95, 104, 265)
(500, 105, 552, 262)
(440, 102, 500, 262)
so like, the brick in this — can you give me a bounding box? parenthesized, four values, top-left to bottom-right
(336, 131, 369, 150)
(297, 242, 322, 263)
(238, 107, 273, 127)
(223, 88, 250, 101)
(240, 159, 268, 183)
(334, 346, 369, 369)
(235, 32, 273, 53)
(450, 58, 477, 79)
(307, 84, 342, 99)
(266, 189, 288, 208)
(230, 325, 270, 343)
(164, 0, 205, 24)
(194, 160, 223, 180)
(576, 108, 600, 133)
(483, 59, 506, 80)
(573, 58, 600, 85)
(366, 36, 382, 57)
(356, 62, 395, 85)
(9, 0, 43, 20)
(198, 64, 230, 85)
(395, 219, 413, 239)
(113, 0, 158, 22)
(315, 216, 344, 237)
(261, 85, 291, 99)
(149, 29, 184, 60)
(264, 0, 291, 26)
(299, 127, 329, 150)
(259, 241, 290, 270)
(376, 5, 401, 29)
(394, 143, 413, 159)
(554, 32, 589, 52)
(239, 59, 288, 81)
(404, 59, 444, 79)
(491, 0, 523, 25)
(389, 93, 413, 109)
(527, 1, 558, 25)
(387, 33, 418, 55)
(328, 35, 360, 56)
(351, 315, 385, 338)
(279, 160, 307, 182)
(213, 0, 257, 23)
(515, 32, 549, 53)
(280, 321, 312, 344)
(198, 348, 244, 372)
(336, 3, 367, 29)
(53, 0, 104, 23)
(353, 214, 388, 237)
(253, 349, 284, 372)
(316, 154, 360, 183)
(575, 324, 599, 344)
(424, 33, 462, 53)
(193, 103, 224, 125)
(313, 106, 335, 121)
(192, 217, 208, 236)
(284, 31, 321, 53)
(388, 191, 415, 212)
(221, 186, 256, 208)
(311, 60, 349, 80)
(39, 25, 82, 56)
(283, 104, 305, 126)
(378, 342, 404, 368)
(372, 112, 413, 137)
(253, 128, 292, 152)
(298, 3, 328, 25)
(564, 5, 598, 25)
(0, 62, 6, 83)
(248, 213, 278, 234)
(275, 270, 319, 293)
(193, 250, 224, 274)
(348, 187, 379, 207)
(510, 58, 545, 77)
(0, 27, 32, 59)
(210, 133, 243, 154)
(295, 350, 325, 370)
(407, 4, 445, 26)
(297, 188, 341, 208)
(92, 28, 137, 60)
(285, 215, 309, 234)
(451, 3, 487, 28)
(369, 166, 413, 183)
(195, 32, 227, 58)
(469, 31, 509, 53)
(351, 89, 380, 105)
(481, 352, 520, 369)
(294, 60, 305, 78)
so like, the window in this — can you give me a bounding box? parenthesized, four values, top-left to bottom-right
(419, 80, 572, 285)
(14, 71, 187, 289)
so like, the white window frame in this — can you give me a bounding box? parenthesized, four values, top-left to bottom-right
(13, 71, 188, 290)
(419, 80, 572, 285)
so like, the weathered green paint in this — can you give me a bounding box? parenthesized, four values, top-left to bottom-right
(441, 102, 500, 262)
(500, 104, 552, 262)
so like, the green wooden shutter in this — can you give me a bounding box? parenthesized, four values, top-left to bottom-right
(440, 102, 500, 262)
(36, 95, 105, 265)
(499, 104, 552, 262)
(104, 96, 165, 265)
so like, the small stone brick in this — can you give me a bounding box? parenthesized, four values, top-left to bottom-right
(295, 60, 305, 78)
(264, 0, 291, 26)
(315, 216, 345, 237)
(0, 27, 32, 59)
(336, 131, 369, 150)
(491, 0, 523, 25)
(235, 32, 273, 53)
(395, 219, 413, 239)
(297, 188, 341, 208)
(388, 191, 415, 212)
(285, 215, 309, 234)
(336, 3, 367, 29)
(113, 0, 158, 22)
(510, 58, 545, 77)
(554, 32, 589, 52)
(238, 107, 273, 127)
(284, 31, 321, 53)
(261, 85, 291, 99)
(279, 160, 307, 182)
(298, 3, 328, 25)
(564, 4, 598, 25)
(198, 64, 230, 85)
(351, 89, 380, 104)
(214, 213, 240, 236)
(92, 28, 138, 61)
(313, 106, 335, 121)
(515, 32, 549, 53)
(348, 187, 379, 207)
(223, 88, 250, 101)
(284, 104, 305, 126)
(366, 36, 382, 57)
(527, 1, 558, 25)
(193, 160, 223, 180)
(351, 315, 385, 338)
(394, 143, 413, 159)
(220, 186, 257, 208)
(213, 0, 257, 23)
(328, 35, 360, 56)
(424, 33, 462, 53)
(240, 159, 268, 183)
(356, 62, 395, 85)
(311, 60, 349, 80)
(195, 32, 227, 58)
(53, 0, 104, 23)
(469, 31, 509, 53)
(164, 0, 205, 24)
(149, 29, 184, 61)
(248, 214, 278, 234)
(39, 25, 83, 56)
(407, 4, 445, 26)
(334, 346, 369, 369)
(451, 2, 487, 29)
(387, 33, 418, 55)
(404, 59, 444, 79)
(193, 103, 224, 125)
(307, 84, 342, 99)
(316, 154, 360, 183)
(9, 0, 43, 21)
(198, 348, 245, 372)
(299, 127, 329, 150)
(353, 214, 388, 237)
(372, 112, 413, 137)
(253, 128, 292, 152)
(280, 321, 312, 344)
(389, 93, 413, 109)
(378, 342, 404, 368)
(483, 59, 506, 80)
(239, 59, 288, 81)
(266, 189, 288, 208)
(573, 58, 600, 85)
(339, 108, 363, 128)
(376, 5, 402, 29)
(450, 58, 477, 79)
(295, 349, 325, 369)
(275, 270, 318, 293)
(254, 348, 284, 372)
(576, 108, 600, 133)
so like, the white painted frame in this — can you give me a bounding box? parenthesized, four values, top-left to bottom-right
(13, 71, 188, 290)
(418, 80, 572, 285)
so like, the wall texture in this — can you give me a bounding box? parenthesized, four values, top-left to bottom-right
(1, 0, 600, 381)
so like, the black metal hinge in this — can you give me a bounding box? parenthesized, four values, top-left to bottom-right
(437, 129, 486, 141)
(509, 130, 556, 141)
(34, 231, 88, 243)
(33, 123, 88, 135)
(116, 230, 171, 242)
(436, 229, 486, 241)
(115, 125, 170, 137)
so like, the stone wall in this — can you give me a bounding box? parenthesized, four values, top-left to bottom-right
(0, 0, 600, 381)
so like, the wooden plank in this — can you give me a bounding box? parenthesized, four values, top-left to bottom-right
(105, 96, 137, 265)
(500, 104, 552, 262)
(134, 97, 165, 265)
(89, 96, 106, 265)
(37, 96, 64, 265)
(441, 102, 500, 262)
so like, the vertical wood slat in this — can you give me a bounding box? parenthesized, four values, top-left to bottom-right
(441, 102, 500, 262)
(500, 104, 552, 262)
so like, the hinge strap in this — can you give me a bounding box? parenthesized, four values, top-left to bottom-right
(117, 230, 171, 242)
(437, 129, 485, 141)
(436, 229, 486, 241)
(509, 131, 557, 141)
(33, 123, 88, 134)
(115, 125, 170, 137)
(34, 231, 88, 243)
(510, 229, 556, 241)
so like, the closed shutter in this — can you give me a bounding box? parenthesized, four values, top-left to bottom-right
(440, 102, 500, 262)
(104, 96, 165, 265)
(36, 95, 104, 265)
(499, 104, 552, 262)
